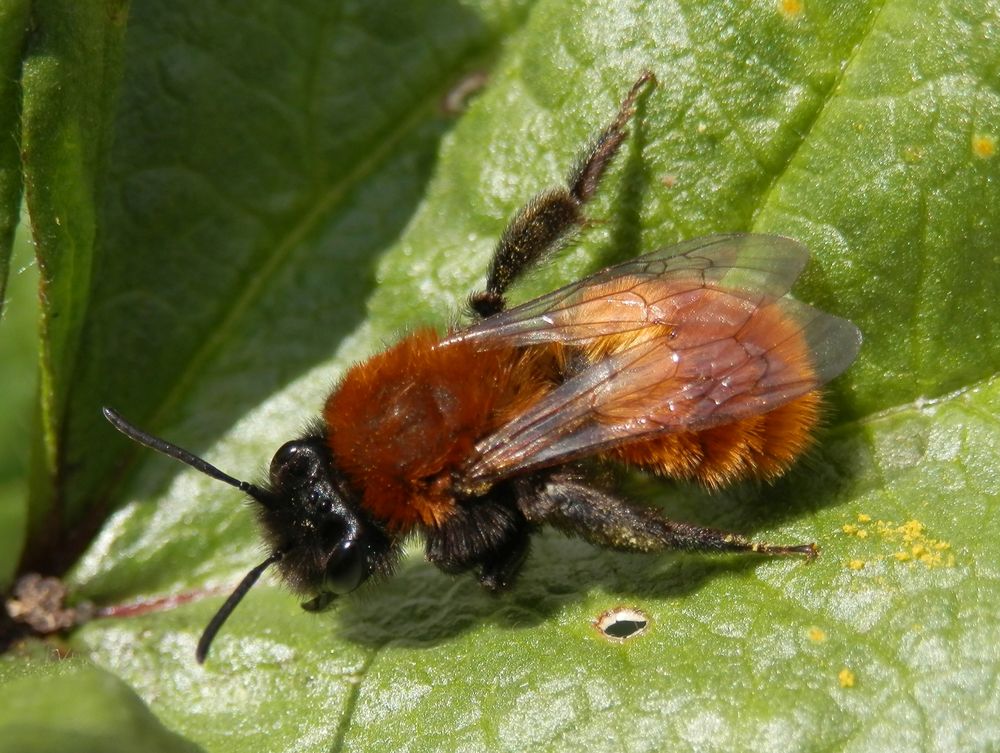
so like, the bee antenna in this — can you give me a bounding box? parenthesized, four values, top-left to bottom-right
(196, 550, 284, 664)
(102, 406, 271, 506)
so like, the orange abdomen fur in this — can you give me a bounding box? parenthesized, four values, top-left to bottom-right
(609, 392, 821, 489)
(597, 284, 823, 488)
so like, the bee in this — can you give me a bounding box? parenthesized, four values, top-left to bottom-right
(104, 72, 861, 663)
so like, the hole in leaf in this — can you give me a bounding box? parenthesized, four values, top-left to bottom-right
(594, 606, 649, 642)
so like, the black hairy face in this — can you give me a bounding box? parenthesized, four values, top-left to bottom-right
(255, 435, 390, 603)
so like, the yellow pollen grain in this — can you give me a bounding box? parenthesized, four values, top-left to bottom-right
(843, 514, 952, 568)
(808, 627, 827, 643)
(973, 134, 996, 159)
(838, 668, 856, 688)
(899, 520, 924, 542)
(779, 0, 804, 17)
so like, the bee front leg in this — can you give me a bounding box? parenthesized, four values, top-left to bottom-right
(424, 498, 533, 589)
(523, 478, 817, 559)
(476, 523, 532, 592)
(469, 72, 656, 318)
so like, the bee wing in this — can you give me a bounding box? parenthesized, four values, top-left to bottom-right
(454, 235, 861, 487)
(444, 234, 810, 349)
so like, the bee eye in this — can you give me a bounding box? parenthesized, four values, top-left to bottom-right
(269, 440, 321, 487)
(323, 538, 367, 594)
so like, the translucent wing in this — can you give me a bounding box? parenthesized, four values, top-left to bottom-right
(444, 234, 811, 349)
(452, 234, 861, 487)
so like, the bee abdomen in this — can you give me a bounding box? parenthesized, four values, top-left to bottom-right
(610, 391, 822, 489)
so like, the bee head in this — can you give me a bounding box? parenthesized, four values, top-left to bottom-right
(102, 408, 392, 663)
(258, 435, 390, 610)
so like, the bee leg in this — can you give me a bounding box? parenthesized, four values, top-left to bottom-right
(477, 523, 532, 592)
(524, 479, 817, 559)
(424, 498, 533, 583)
(469, 71, 656, 318)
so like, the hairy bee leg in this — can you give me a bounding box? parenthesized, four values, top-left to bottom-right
(524, 480, 817, 559)
(470, 71, 656, 318)
(477, 522, 532, 592)
(425, 498, 533, 582)
(568, 71, 656, 203)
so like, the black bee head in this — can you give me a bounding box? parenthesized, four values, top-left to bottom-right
(102, 408, 394, 663)
(257, 435, 390, 607)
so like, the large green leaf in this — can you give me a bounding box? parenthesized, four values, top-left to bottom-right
(4, 0, 999, 751)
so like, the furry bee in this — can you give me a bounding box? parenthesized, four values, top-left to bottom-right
(105, 73, 861, 662)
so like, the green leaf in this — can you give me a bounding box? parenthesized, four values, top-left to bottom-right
(19, 0, 130, 572)
(22, 0, 534, 576)
(0, 659, 204, 753)
(0, 0, 30, 310)
(0, 225, 37, 591)
(6, 0, 1000, 752)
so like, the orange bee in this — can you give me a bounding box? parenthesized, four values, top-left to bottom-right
(105, 73, 860, 662)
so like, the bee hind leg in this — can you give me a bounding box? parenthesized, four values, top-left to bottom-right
(523, 478, 816, 559)
(469, 72, 656, 318)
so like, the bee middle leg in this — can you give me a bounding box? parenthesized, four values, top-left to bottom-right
(522, 478, 817, 559)
(469, 71, 656, 318)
